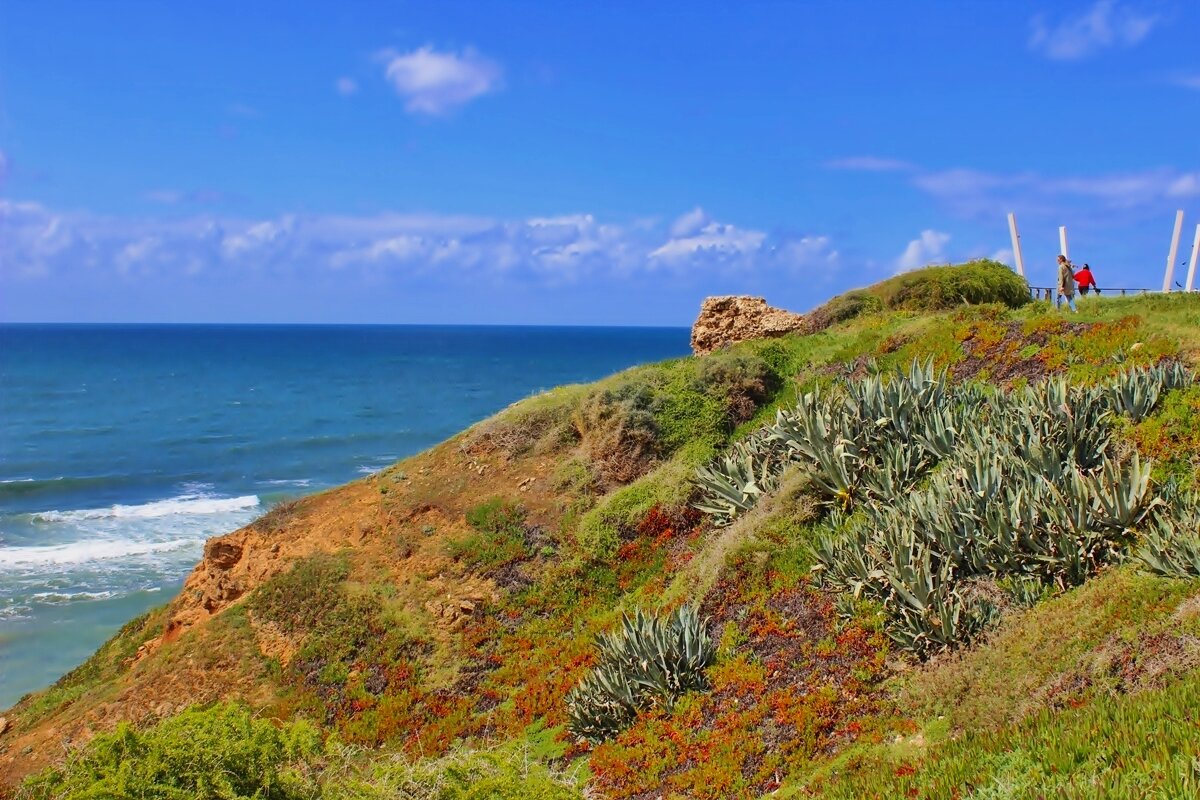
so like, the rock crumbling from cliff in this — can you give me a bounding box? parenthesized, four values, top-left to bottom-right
(690, 296, 815, 355)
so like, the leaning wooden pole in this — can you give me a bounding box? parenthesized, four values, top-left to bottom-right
(1186, 223, 1200, 293)
(1007, 212, 1026, 277)
(1163, 210, 1185, 293)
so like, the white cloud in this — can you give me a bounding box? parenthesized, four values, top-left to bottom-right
(1029, 0, 1157, 60)
(379, 45, 502, 115)
(1167, 174, 1200, 198)
(221, 216, 296, 259)
(0, 149, 8, 183)
(778, 236, 839, 269)
(825, 156, 914, 172)
(897, 230, 951, 272)
(650, 219, 767, 265)
(991, 247, 1015, 263)
(912, 165, 1200, 218)
(1171, 74, 1200, 90)
(1, 201, 839, 286)
(669, 207, 710, 238)
(336, 77, 359, 96)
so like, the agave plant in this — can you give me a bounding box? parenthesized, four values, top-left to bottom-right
(566, 605, 715, 743)
(1088, 453, 1156, 533)
(1108, 368, 1164, 421)
(693, 360, 1199, 656)
(1135, 494, 1200, 578)
(692, 439, 782, 525)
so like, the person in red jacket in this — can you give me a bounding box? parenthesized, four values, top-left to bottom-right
(1074, 263, 1099, 296)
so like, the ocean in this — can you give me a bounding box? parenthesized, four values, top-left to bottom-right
(0, 324, 691, 708)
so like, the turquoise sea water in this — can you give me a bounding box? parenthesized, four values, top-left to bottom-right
(0, 324, 690, 707)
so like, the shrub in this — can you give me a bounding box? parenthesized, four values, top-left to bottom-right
(20, 703, 321, 800)
(566, 605, 715, 742)
(870, 260, 1031, 311)
(460, 385, 587, 460)
(574, 447, 705, 562)
(324, 745, 584, 799)
(694, 351, 778, 425)
(571, 353, 779, 488)
(808, 289, 884, 328)
(572, 380, 662, 484)
(249, 552, 351, 636)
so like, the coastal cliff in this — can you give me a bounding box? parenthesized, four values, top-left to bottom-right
(6, 260, 1200, 799)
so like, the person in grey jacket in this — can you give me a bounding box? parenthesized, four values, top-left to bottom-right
(1056, 254, 1078, 313)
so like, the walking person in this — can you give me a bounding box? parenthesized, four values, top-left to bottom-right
(1056, 255, 1078, 312)
(1074, 263, 1098, 296)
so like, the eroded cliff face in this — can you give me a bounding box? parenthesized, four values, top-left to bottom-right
(690, 295, 812, 355)
(0, 435, 554, 785)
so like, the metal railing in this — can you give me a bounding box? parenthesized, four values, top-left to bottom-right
(1027, 286, 1173, 300)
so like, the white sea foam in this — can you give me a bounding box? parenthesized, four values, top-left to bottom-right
(29, 590, 118, 604)
(0, 537, 197, 566)
(32, 494, 260, 522)
(355, 455, 397, 476)
(260, 478, 313, 487)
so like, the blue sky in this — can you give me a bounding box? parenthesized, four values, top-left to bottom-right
(1, 0, 1198, 324)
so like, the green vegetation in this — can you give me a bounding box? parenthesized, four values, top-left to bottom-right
(809, 670, 1200, 799)
(16, 266, 1200, 800)
(898, 567, 1200, 733)
(447, 497, 529, 570)
(1136, 491, 1200, 578)
(1127, 383, 1200, 491)
(866, 258, 1032, 311)
(21, 703, 321, 800)
(694, 359, 1196, 654)
(12, 606, 166, 728)
(325, 744, 586, 800)
(19, 704, 583, 800)
(566, 605, 715, 742)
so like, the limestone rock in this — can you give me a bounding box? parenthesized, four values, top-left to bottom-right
(690, 295, 811, 355)
(0, 717, 9, 737)
(203, 540, 243, 570)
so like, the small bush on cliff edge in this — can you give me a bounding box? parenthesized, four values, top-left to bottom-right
(871, 259, 1031, 312)
(20, 703, 321, 800)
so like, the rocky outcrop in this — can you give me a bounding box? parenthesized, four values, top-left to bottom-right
(690, 296, 811, 355)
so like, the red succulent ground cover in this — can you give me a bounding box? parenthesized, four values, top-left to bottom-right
(588, 554, 892, 799)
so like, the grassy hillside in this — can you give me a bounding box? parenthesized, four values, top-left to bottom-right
(5, 261, 1200, 799)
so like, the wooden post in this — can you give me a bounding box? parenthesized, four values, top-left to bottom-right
(1007, 212, 1026, 277)
(1186, 223, 1200, 293)
(1163, 210, 1185, 293)
(1059, 226, 1069, 260)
